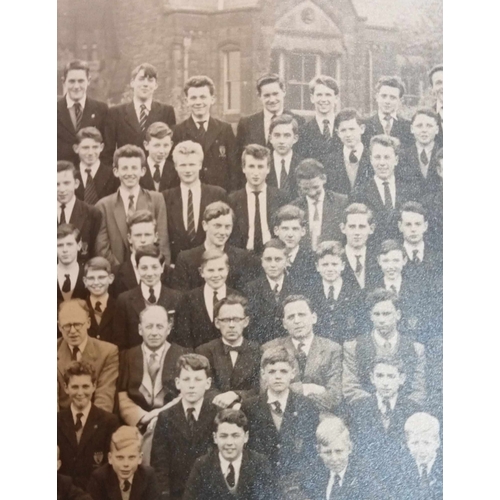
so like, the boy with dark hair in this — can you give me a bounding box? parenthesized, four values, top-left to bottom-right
(429, 64, 443, 147)
(151, 353, 217, 499)
(172, 75, 238, 191)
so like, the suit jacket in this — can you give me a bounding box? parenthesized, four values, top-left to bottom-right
(58, 96, 108, 163)
(172, 116, 239, 191)
(113, 285, 182, 350)
(342, 246, 382, 293)
(57, 473, 93, 500)
(362, 114, 413, 149)
(329, 146, 374, 195)
(183, 449, 276, 500)
(57, 405, 119, 489)
(164, 184, 228, 262)
(57, 264, 87, 310)
(291, 190, 348, 248)
(150, 399, 218, 499)
(141, 158, 179, 192)
(195, 337, 261, 400)
(170, 244, 260, 292)
(286, 245, 316, 290)
(398, 451, 443, 500)
(87, 464, 161, 500)
(118, 343, 191, 426)
(228, 186, 289, 249)
(57, 337, 119, 412)
(86, 295, 116, 343)
(95, 188, 169, 267)
(262, 335, 342, 412)
(75, 163, 119, 203)
(103, 101, 176, 163)
(267, 152, 303, 200)
(422, 186, 443, 253)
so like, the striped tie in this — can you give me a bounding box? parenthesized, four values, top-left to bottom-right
(139, 104, 148, 132)
(74, 102, 83, 130)
(187, 189, 196, 241)
(84, 168, 99, 205)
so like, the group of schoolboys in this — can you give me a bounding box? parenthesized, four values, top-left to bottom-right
(57, 59, 443, 499)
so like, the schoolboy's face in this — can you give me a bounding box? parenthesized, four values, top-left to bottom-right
(242, 154, 270, 188)
(83, 269, 114, 297)
(406, 430, 440, 466)
(411, 113, 439, 146)
(186, 85, 215, 118)
(283, 300, 317, 340)
(215, 303, 249, 345)
(318, 438, 352, 474)
(64, 69, 89, 102)
(109, 444, 143, 481)
(259, 82, 285, 114)
(174, 153, 202, 185)
(73, 138, 104, 166)
(58, 302, 91, 347)
(57, 234, 81, 265)
(130, 69, 158, 101)
(137, 256, 164, 288)
(113, 157, 146, 189)
(377, 249, 406, 280)
(202, 214, 233, 247)
(262, 361, 295, 394)
(274, 219, 305, 249)
(269, 123, 298, 156)
(310, 83, 337, 116)
(398, 211, 428, 245)
(370, 300, 401, 336)
(199, 256, 229, 290)
(340, 213, 374, 249)
(376, 85, 401, 115)
(298, 176, 326, 201)
(371, 143, 398, 180)
(139, 307, 171, 350)
(64, 374, 96, 410)
(261, 247, 288, 280)
(128, 222, 158, 252)
(336, 118, 365, 149)
(370, 363, 405, 399)
(144, 136, 173, 164)
(57, 170, 79, 204)
(316, 254, 345, 283)
(214, 422, 249, 462)
(175, 367, 211, 404)
(431, 70, 443, 102)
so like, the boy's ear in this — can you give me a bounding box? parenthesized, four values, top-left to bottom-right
(98, 143, 104, 153)
(74, 178, 80, 189)
(139, 166, 147, 178)
(108, 273, 115, 285)
(138, 452, 143, 465)
(205, 377, 212, 390)
(72, 144, 79, 154)
(360, 123, 366, 135)
(397, 221, 403, 233)
(369, 373, 375, 385)
(339, 223, 346, 234)
(113, 168, 120, 178)
(175, 377, 180, 391)
(244, 431, 249, 444)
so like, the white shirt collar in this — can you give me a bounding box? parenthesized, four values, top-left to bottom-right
(291, 334, 314, 355)
(120, 475, 134, 490)
(343, 143, 364, 160)
(57, 260, 80, 278)
(90, 294, 109, 311)
(266, 388, 289, 410)
(378, 111, 398, 122)
(147, 156, 165, 170)
(373, 329, 399, 350)
(180, 179, 201, 193)
(266, 274, 285, 291)
(288, 245, 300, 263)
(315, 113, 335, 132)
(327, 466, 348, 490)
(273, 150, 293, 163)
(79, 161, 100, 182)
(418, 455, 437, 476)
(345, 245, 366, 260)
(133, 97, 152, 112)
(58, 195, 76, 215)
(322, 277, 342, 297)
(263, 107, 283, 121)
(66, 94, 87, 109)
(404, 240, 425, 258)
(119, 185, 141, 205)
(376, 392, 398, 411)
(192, 114, 211, 126)
(182, 397, 204, 420)
(142, 341, 169, 360)
(383, 275, 402, 292)
(245, 182, 267, 195)
(306, 190, 325, 206)
(140, 281, 162, 302)
(219, 453, 243, 483)
(70, 401, 92, 422)
(416, 142, 435, 155)
(374, 175, 395, 187)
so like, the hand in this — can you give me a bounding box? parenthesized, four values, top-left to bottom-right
(302, 384, 326, 396)
(212, 391, 240, 409)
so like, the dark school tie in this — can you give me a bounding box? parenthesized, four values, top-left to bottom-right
(71, 346, 80, 361)
(420, 149, 429, 166)
(197, 121, 206, 141)
(355, 255, 363, 275)
(390, 284, 398, 295)
(420, 464, 431, 491)
(74, 102, 83, 131)
(94, 301, 102, 313)
(186, 407, 196, 433)
(273, 282, 280, 303)
(383, 114, 392, 135)
(253, 191, 263, 253)
(413, 249, 421, 263)
(128, 195, 135, 216)
(383, 398, 392, 417)
(187, 189, 196, 241)
(74, 412, 84, 432)
(383, 181, 393, 208)
(327, 285, 335, 306)
(84, 168, 99, 205)
(148, 287, 157, 304)
(153, 163, 161, 184)
(279, 159, 287, 189)
(323, 119, 331, 139)
(59, 204, 66, 224)
(139, 104, 148, 132)
(62, 274, 71, 293)
(329, 474, 341, 499)
(349, 150, 358, 164)
(270, 401, 283, 416)
(226, 463, 236, 488)
(296, 342, 307, 377)
(213, 290, 219, 322)
(123, 479, 131, 492)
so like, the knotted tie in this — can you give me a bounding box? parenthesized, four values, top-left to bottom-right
(128, 195, 135, 216)
(62, 274, 71, 293)
(383, 397, 392, 420)
(270, 401, 283, 416)
(273, 282, 280, 303)
(253, 191, 263, 253)
(390, 284, 398, 295)
(226, 463, 236, 488)
(323, 119, 331, 139)
(413, 249, 421, 263)
(139, 104, 148, 132)
(187, 189, 196, 242)
(327, 285, 335, 308)
(213, 290, 219, 322)
(148, 287, 157, 304)
(383, 115, 392, 135)
(186, 407, 196, 433)
(279, 159, 287, 189)
(84, 168, 99, 205)
(123, 479, 131, 492)
(59, 204, 67, 224)
(74, 102, 83, 131)
(74, 412, 84, 432)
(95, 301, 102, 313)
(153, 164, 161, 184)
(349, 150, 358, 164)
(71, 346, 80, 361)
(420, 464, 430, 489)
(354, 255, 363, 275)
(382, 181, 393, 208)
(296, 342, 307, 377)
(329, 474, 341, 499)
(197, 121, 206, 142)
(420, 149, 429, 166)
(148, 352, 160, 383)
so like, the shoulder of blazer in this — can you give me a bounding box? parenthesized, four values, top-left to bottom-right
(86, 97, 108, 110)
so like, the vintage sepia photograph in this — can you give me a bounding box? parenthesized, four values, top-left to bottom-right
(56, 0, 443, 498)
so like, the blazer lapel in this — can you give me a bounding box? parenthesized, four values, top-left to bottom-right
(146, 101, 162, 129)
(254, 112, 266, 145)
(303, 336, 324, 379)
(130, 466, 148, 500)
(124, 102, 141, 134)
(104, 465, 123, 500)
(171, 188, 187, 235)
(82, 337, 99, 364)
(69, 199, 84, 227)
(99, 296, 116, 332)
(59, 409, 79, 451)
(78, 405, 100, 452)
(57, 341, 73, 378)
(112, 192, 129, 248)
(204, 117, 221, 151)
(58, 98, 76, 134)
(129, 288, 146, 317)
(170, 402, 191, 441)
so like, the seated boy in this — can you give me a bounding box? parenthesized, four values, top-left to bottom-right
(196, 294, 261, 408)
(141, 121, 178, 192)
(113, 245, 182, 350)
(57, 361, 119, 489)
(95, 144, 169, 267)
(241, 346, 319, 494)
(83, 257, 116, 343)
(183, 409, 275, 500)
(172, 250, 238, 349)
(73, 127, 118, 204)
(87, 426, 161, 500)
(151, 353, 218, 499)
(58, 160, 102, 261)
(292, 159, 348, 250)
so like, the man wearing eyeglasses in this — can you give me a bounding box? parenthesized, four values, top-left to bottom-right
(57, 299, 119, 412)
(196, 294, 261, 410)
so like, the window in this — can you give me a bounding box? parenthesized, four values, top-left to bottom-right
(287, 53, 319, 111)
(222, 50, 241, 113)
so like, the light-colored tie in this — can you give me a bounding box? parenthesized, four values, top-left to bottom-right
(148, 352, 160, 383)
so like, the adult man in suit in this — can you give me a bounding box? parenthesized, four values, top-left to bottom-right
(236, 73, 305, 156)
(183, 409, 275, 500)
(57, 299, 119, 412)
(58, 161, 102, 262)
(57, 361, 119, 489)
(196, 295, 261, 408)
(363, 76, 412, 149)
(103, 63, 176, 163)
(95, 145, 169, 268)
(292, 159, 348, 250)
(429, 65, 443, 148)
(263, 295, 342, 413)
(229, 144, 288, 253)
(171, 201, 260, 291)
(172, 75, 238, 191)
(58, 60, 108, 164)
(164, 140, 227, 263)
(113, 245, 182, 350)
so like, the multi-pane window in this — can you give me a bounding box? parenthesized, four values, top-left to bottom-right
(222, 50, 241, 113)
(287, 53, 319, 111)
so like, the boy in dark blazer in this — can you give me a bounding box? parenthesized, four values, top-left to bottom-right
(58, 60, 108, 164)
(103, 63, 176, 163)
(57, 361, 119, 489)
(87, 426, 161, 500)
(429, 65, 443, 148)
(172, 75, 238, 191)
(164, 141, 227, 263)
(229, 144, 288, 253)
(183, 409, 275, 500)
(196, 294, 261, 408)
(151, 354, 218, 499)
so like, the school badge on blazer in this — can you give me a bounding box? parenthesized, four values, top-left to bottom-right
(93, 451, 104, 467)
(80, 242, 89, 258)
(294, 436, 304, 452)
(407, 316, 419, 330)
(219, 144, 226, 159)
